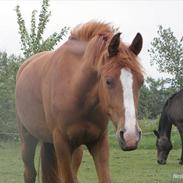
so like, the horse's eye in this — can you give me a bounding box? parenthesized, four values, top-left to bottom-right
(106, 78, 113, 88)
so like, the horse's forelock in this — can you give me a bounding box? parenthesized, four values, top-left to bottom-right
(70, 21, 115, 41)
(100, 44, 143, 78)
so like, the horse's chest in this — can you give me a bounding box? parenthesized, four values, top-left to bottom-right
(66, 122, 104, 146)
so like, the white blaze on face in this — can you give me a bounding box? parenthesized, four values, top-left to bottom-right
(120, 68, 136, 133)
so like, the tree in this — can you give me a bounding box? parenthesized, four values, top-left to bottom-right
(16, 0, 69, 58)
(148, 25, 183, 90)
(138, 77, 174, 119)
(0, 0, 69, 139)
(0, 52, 22, 134)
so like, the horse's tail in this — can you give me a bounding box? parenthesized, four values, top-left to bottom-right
(41, 143, 59, 183)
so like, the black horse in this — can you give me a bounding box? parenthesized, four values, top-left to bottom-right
(154, 89, 183, 165)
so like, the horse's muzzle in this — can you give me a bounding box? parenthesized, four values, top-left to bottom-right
(117, 128, 141, 151)
(157, 159, 167, 165)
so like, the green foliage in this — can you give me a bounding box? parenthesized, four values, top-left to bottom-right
(0, 0, 69, 138)
(0, 52, 22, 133)
(138, 77, 174, 119)
(149, 25, 183, 89)
(15, 0, 69, 58)
(140, 26, 181, 119)
(139, 118, 158, 133)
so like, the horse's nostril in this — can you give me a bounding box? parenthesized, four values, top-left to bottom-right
(119, 128, 126, 140)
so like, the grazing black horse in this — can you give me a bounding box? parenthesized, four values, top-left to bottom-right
(154, 89, 183, 165)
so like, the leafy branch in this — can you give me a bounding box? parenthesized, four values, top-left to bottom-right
(15, 0, 69, 58)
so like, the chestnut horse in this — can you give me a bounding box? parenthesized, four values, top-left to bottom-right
(16, 21, 144, 183)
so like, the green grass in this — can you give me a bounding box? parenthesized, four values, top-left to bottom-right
(0, 142, 23, 183)
(0, 120, 183, 183)
(79, 149, 183, 183)
(0, 137, 183, 183)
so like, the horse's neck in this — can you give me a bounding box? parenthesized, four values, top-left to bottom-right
(66, 38, 103, 114)
(73, 57, 98, 88)
(71, 56, 100, 112)
(159, 112, 172, 139)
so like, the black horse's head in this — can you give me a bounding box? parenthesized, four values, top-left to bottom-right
(153, 130, 173, 165)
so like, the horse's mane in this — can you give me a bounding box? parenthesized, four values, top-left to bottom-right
(158, 89, 183, 133)
(70, 21, 143, 76)
(71, 21, 115, 41)
(164, 89, 183, 108)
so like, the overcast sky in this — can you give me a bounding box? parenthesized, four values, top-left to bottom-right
(0, 0, 183, 79)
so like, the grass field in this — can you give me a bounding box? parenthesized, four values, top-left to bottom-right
(0, 120, 183, 183)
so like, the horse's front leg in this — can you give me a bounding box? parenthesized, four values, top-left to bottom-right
(72, 146, 83, 183)
(53, 129, 76, 183)
(179, 134, 183, 165)
(177, 123, 183, 165)
(180, 144, 183, 165)
(87, 131, 111, 183)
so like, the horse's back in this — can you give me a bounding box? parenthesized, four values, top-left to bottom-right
(166, 90, 183, 123)
(16, 52, 50, 80)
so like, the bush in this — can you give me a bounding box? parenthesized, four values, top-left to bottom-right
(0, 52, 22, 135)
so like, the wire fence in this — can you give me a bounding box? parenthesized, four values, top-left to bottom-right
(0, 131, 155, 141)
(0, 132, 19, 141)
(0, 130, 178, 141)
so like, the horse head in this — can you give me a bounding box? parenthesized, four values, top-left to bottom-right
(154, 130, 173, 164)
(85, 32, 144, 151)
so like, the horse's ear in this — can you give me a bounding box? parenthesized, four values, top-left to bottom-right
(108, 32, 121, 58)
(153, 130, 160, 138)
(129, 33, 143, 55)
